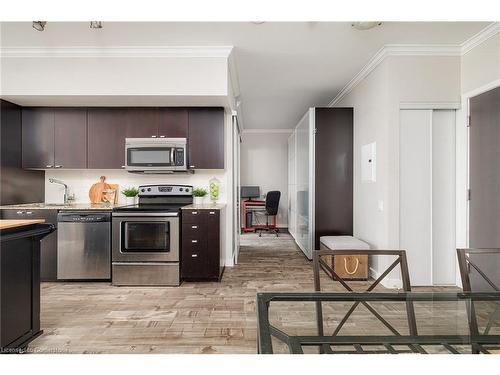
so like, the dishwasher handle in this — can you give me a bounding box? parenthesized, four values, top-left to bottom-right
(57, 212, 112, 223)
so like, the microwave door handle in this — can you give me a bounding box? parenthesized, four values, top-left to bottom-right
(170, 148, 175, 166)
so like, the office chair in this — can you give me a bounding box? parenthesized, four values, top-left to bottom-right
(256, 191, 281, 237)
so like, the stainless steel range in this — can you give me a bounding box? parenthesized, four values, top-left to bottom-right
(111, 184, 193, 286)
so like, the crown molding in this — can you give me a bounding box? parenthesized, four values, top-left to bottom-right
(328, 44, 461, 106)
(461, 22, 499, 55)
(242, 129, 293, 134)
(0, 46, 233, 58)
(329, 23, 500, 107)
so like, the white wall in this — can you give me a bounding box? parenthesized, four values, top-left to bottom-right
(240, 132, 289, 227)
(336, 55, 461, 285)
(461, 33, 500, 94)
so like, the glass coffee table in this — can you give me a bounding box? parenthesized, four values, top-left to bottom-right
(256, 292, 500, 354)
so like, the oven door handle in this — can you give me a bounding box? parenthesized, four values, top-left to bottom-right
(112, 212, 179, 217)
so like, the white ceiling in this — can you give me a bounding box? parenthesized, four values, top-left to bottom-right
(0, 22, 491, 129)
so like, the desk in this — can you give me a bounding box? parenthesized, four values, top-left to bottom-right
(241, 200, 277, 232)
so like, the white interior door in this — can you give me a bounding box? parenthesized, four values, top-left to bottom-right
(399, 109, 456, 286)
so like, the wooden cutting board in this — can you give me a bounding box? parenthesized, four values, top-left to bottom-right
(88, 176, 111, 204)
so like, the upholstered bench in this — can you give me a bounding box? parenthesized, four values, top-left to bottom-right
(319, 236, 371, 280)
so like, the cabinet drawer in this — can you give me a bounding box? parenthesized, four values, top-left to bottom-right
(182, 209, 207, 223)
(182, 222, 207, 237)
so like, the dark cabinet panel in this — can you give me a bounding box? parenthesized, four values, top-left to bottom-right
(181, 209, 222, 280)
(87, 108, 159, 169)
(313, 108, 353, 249)
(158, 108, 188, 138)
(188, 108, 225, 169)
(22, 108, 55, 169)
(0, 100, 44, 205)
(54, 108, 87, 168)
(0, 209, 58, 281)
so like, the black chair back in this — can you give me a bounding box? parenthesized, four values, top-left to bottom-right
(265, 191, 280, 216)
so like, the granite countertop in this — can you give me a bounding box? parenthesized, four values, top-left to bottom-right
(0, 219, 45, 230)
(0, 202, 122, 211)
(181, 203, 226, 210)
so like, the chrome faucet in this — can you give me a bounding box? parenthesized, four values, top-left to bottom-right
(49, 178, 74, 204)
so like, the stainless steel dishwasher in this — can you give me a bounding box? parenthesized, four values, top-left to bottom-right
(57, 211, 111, 280)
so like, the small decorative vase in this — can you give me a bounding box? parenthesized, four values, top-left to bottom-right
(209, 177, 220, 204)
(193, 196, 205, 206)
(125, 196, 136, 206)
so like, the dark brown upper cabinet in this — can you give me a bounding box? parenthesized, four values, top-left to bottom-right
(188, 108, 225, 169)
(158, 108, 188, 138)
(54, 108, 87, 168)
(87, 108, 159, 169)
(22, 108, 88, 169)
(22, 108, 55, 169)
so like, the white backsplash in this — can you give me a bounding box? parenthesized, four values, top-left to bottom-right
(45, 169, 227, 205)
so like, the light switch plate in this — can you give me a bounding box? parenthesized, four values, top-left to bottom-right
(361, 142, 376, 182)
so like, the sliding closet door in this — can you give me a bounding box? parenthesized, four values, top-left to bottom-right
(431, 110, 456, 285)
(295, 109, 313, 259)
(288, 132, 297, 240)
(400, 110, 433, 286)
(399, 109, 456, 286)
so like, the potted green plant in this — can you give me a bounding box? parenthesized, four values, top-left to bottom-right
(122, 187, 139, 206)
(192, 187, 208, 206)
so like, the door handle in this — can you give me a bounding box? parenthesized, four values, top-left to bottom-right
(170, 148, 175, 166)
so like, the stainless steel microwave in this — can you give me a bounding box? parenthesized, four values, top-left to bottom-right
(125, 138, 187, 173)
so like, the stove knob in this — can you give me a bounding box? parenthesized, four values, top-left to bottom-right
(185, 188, 189, 192)
(141, 188, 145, 193)
(147, 188, 151, 192)
(179, 188, 184, 192)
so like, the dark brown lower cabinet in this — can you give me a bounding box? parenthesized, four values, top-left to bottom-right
(0, 223, 55, 352)
(0, 209, 58, 281)
(181, 209, 223, 281)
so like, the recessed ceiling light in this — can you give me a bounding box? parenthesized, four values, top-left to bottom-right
(90, 21, 103, 29)
(351, 22, 382, 31)
(32, 21, 46, 32)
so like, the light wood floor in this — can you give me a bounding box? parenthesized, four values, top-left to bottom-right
(30, 233, 468, 354)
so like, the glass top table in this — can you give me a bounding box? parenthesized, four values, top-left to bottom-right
(256, 292, 500, 354)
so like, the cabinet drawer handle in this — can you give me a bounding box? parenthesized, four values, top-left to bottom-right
(151, 135, 157, 138)
(46, 165, 53, 168)
(191, 254, 198, 258)
(26, 211, 33, 215)
(191, 225, 198, 229)
(191, 211, 198, 215)
(190, 165, 195, 168)
(159, 135, 166, 138)
(16, 211, 24, 215)
(209, 211, 215, 215)
(191, 240, 198, 243)
(121, 165, 126, 169)
(55, 165, 62, 168)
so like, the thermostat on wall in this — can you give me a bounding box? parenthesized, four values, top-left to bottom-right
(361, 142, 376, 183)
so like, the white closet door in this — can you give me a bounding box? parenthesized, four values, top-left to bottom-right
(400, 110, 433, 286)
(399, 109, 456, 286)
(431, 110, 456, 285)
